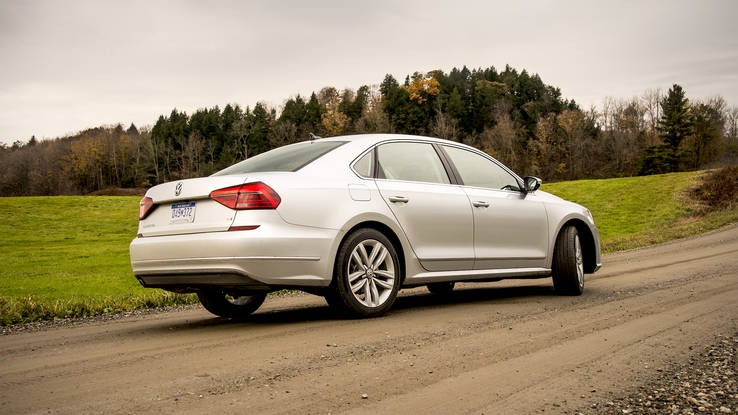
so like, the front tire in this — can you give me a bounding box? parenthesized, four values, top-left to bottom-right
(552, 225, 585, 295)
(197, 290, 266, 318)
(330, 228, 401, 318)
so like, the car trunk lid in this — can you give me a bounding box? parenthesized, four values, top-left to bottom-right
(137, 176, 247, 237)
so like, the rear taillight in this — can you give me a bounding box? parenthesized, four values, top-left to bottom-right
(139, 196, 154, 220)
(209, 182, 281, 210)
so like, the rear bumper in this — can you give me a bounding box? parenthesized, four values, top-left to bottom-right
(130, 225, 339, 291)
(136, 272, 270, 292)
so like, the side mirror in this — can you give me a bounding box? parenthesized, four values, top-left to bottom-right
(524, 176, 542, 193)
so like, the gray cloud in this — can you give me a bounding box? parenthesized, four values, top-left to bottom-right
(1, 0, 737, 143)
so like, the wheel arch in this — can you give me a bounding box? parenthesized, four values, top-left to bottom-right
(556, 219, 598, 274)
(332, 220, 407, 286)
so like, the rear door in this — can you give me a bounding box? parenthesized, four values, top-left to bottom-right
(373, 141, 474, 271)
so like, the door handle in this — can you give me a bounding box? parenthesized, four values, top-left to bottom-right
(472, 200, 490, 208)
(388, 196, 409, 204)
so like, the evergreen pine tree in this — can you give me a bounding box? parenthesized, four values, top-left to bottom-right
(657, 84, 693, 170)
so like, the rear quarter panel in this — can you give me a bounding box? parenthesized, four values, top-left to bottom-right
(249, 171, 418, 280)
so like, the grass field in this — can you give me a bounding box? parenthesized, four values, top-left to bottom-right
(544, 170, 738, 252)
(0, 196, 193, 325)
(1, 171, 737, 325)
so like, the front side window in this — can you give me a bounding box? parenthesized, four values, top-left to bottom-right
(443, 146, 520, 191)
(212, 141, 346, 176)
(376, 142, 450, 184)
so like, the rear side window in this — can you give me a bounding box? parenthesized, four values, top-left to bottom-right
(376, 142, 450, 184)
(353, 151, 373, 178)
(212, 141, 346, 176)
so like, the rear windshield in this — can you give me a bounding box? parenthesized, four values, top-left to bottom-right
(212, 141, 346, 176)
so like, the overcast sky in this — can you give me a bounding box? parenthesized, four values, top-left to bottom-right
(1, 0, 737, 145)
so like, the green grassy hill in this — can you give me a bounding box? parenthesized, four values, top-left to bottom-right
(1, 171, 736, 325)
(544, 170, 737, 252)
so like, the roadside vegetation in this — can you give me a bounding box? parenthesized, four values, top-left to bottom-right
(2, 66, 737, 198)
(1, 168, 737, 326)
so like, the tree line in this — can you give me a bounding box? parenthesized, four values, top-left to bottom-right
(2, 65, 737, 196)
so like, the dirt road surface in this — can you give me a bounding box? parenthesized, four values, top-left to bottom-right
(2, 226, 737, 414)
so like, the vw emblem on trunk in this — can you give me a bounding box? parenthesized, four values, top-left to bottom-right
(175, 182, 183, 196)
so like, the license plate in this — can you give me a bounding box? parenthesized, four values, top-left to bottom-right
(170, 202, 196, 224)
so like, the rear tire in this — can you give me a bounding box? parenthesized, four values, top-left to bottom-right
(197, 290, 266, 318)
(552, 225, 584, 296)
(330, 228, 401, 318)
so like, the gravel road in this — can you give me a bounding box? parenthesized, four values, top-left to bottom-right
(1, 225, 737, 414)
(579, 332, 736, 415)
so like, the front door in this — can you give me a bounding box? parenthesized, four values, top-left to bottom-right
(440, 145, 548, 270)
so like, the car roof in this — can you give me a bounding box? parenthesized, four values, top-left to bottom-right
(299, 133, 487, 174)
(318, 133, 472, 148)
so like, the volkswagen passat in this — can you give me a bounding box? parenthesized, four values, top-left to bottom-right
(130, 134, 601, 318)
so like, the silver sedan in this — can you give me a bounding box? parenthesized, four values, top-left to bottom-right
(130, 134, 601, 318)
